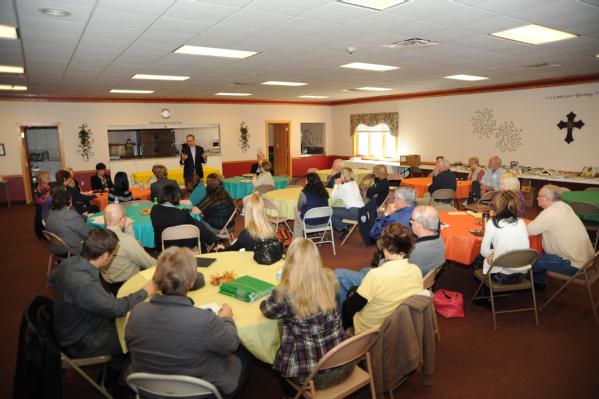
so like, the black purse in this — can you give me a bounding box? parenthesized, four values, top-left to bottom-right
(253, 238, 285, 265)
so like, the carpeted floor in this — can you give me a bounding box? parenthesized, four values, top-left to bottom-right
(1, 203, 598, 398)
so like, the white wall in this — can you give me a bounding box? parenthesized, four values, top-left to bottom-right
(0, 101, 332, 176)
(332, 82, 599, 171)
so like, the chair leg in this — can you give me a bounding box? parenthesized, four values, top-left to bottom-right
(530, 271, 539, 326)
(47, 255, 53, 276)
(365, 352, 377, 399)
(433, 305, 441, 341)
(489, 279, 497, 330)
(62, 356, 113, 399)
(583, 271, 599, 326)
(539, 274, 577, 311)
(330, 227, 336, 255)
(471, 279, 485, 301)
(340, 224, 356, 246)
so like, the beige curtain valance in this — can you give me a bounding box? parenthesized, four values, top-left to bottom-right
(350, 112, 398, 137)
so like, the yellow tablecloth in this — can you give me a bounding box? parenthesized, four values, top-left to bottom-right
(264, 187, 337, 220)
(131, 167, 221, 186)
(316, 168, 372, 185)
(116, 251, 284, 364)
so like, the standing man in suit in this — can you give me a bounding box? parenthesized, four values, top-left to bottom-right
(180, 134, 207, 182)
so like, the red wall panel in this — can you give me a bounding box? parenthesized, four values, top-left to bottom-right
(291, 155, 350, 177)
(221, 161, 255, 178)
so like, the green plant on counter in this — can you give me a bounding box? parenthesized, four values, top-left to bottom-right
(77, 123, 94, 161)
(239, 121, 250, 152)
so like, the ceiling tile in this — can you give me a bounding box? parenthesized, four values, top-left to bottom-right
(95, 0, 175, 15)
(301, 2, 376, 24)
(221, 9, 292, 29)
(247, 0, 329, 17)
(89, 8, 157, 28)
(164, 2, 238, 23)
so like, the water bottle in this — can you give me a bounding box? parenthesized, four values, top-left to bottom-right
(114, 196, 119, 204)
(482, 212, 490, 230)
(153, 197, 158, 205)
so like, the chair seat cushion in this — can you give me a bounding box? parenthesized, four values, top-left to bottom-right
(287, 366, 371, 399)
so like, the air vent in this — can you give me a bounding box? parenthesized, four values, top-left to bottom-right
(524, 62, 561, 68)
(382, 38, 438, 49)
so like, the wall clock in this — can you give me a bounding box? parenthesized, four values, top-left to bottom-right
(160, 108, 171, 119)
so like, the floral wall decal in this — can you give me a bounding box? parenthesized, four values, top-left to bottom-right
(77, 123, 94, 161)
(239, 121, 250, 152)
(471, 108, 522, 152)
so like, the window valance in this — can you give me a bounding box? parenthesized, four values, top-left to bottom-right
(350, 112, 398, 137)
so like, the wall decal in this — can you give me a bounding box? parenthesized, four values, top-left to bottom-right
(471, 108, 523, 152)
(557, 111, 584, 144)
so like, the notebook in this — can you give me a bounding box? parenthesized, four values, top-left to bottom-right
(219, 275, 275, 303)
(195, 257, 217, 267)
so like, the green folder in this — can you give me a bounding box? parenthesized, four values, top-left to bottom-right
(219, 275, 275, 303)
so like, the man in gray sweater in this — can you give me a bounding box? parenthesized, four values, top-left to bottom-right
(409, 206, 446, 276)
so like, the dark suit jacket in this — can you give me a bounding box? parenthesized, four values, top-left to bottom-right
(428, 169, 457, 194)
(250, 163, 274, 175)
(90, 174, 113, 191)
(45, 208, 91, 255)
(150, 177, 179, 202)
(180, 145, 206, 180)
(150, 204, 217, 250)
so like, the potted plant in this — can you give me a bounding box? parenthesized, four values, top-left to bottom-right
(239, 121, 250, 152)
(77, 123, 94, 161)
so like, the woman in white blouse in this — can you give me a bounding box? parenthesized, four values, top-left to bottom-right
(252, 160, 275, 191)
(480, 190, 531, 284)
(331, 167, 364, 236)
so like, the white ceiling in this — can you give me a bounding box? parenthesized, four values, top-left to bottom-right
(1, 0, 598, 101)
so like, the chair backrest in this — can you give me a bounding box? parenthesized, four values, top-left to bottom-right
(162, 224, 201, 251)
(478, 190, 497, 205)
(254, 185, 275, 195)
(584, 187, 599, 191)
(409, 166, 422, 177)
(423, 265, 443, 290)
(430, 189, 455, 204)
(127, 372, 222, 399)
(491, 249, 539, 270)
(42, 231, 71, 256)
(220, 208, 237, 233)
(568, 201, 599, 218)
(303, 206, 333, 223)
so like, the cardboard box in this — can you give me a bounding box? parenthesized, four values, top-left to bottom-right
(405, 155, 421, 166)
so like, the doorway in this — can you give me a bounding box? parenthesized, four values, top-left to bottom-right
(265, 121, 291, 177)
(19, 124, 65, 204)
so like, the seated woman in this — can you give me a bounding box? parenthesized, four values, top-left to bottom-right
(185, 173, 206, 206)
(331, 167, 364, 236)
(499, 172, 526, 216)
(260, 238, 352, 393)
(150, 185, 219, 251)
(34, 169, 51, 239)
(108, 171, 133, 203)
(467, 156, 485, 183)
(126, 246, 251, 399)
(224, 193, 274, 252)
(90, 162, 113, 191)
(64, 167, 82, 192)
(293, 172, 329, 239)
(45, 188, 91, 256)
(341, 223, 423, 333)
(197, 174, 236, 234)
(252, 160, 275, 192)
(57, 169, 98, 215)
(366, 164, 390, 207)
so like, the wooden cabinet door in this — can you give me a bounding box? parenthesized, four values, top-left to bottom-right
(272, 123, 289, 177)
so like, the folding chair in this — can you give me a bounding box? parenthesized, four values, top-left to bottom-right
(162, 224, 201, 253)
(207, 209, 237, 252)
(127, 372, 222, 399)
(423, 265, 444, 341)
(540, 251, 599, 325)
(409, 166, 422, 178)
(341, 197, 378, 246)
(42, 231, 71, 276)
(61, 353, 114, 399)
(262, 195, 292, 232)
(303, 207, 336, 255)
(568, 202, 599, 249)
(472, 249, 539, 330)
(430, 189, 456, 207)
(464, 190, 497, 213)
(286, 329, 379, 399)
(254, 184, 275, 195)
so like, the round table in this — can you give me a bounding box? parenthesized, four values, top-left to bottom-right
(115, 251, 284, 364)
(223, 176, 289, 200)
(438, 211, 543, 265)
(562, 190, 599, 222)
(90, 187, 151, 211)
(131, 167, 221, 186)
(86, 200, 198, 249)
(400, 177, 472, 199)
(316, 168, 372, 185)
(264, 187, 336, 220)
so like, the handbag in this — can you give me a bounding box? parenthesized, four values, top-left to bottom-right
(433, 289, 465, 318)
(253, 238, 285, 265)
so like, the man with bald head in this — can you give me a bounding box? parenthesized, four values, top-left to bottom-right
(409, 206, 446, 275)
(480, 155, 504, 194)
(102, 204, 155, 294)
(327, 159, 344, 188)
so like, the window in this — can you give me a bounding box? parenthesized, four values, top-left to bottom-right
(301, 122, 325, 154)
(354, 123, 398, 159)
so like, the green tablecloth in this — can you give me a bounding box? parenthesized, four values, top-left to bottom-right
(223, 176, 289, 199)
(562, 191, 599, 222)
(86, 200, 199, 248)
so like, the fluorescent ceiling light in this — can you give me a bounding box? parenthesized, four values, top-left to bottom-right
(0, 65, 24, 74)
(0, 84, 27, 91)
(131, 74, 189, 81)
(357, 87, 392, 91)
(174, 45, 258, 59)
(214, 92, 252, 96)
(491, 24, 577, 45)
(0, 24, 18, 39)
(38, 8, 72, 17)
(299, 95, 329, 99)
(110, 89, 154, 94)
(444, 74, 489, 81)
(339, 0, 407, 11)
(262, 81, 307, 86)
(340, 62, 399, 72)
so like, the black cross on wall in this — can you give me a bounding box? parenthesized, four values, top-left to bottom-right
(557, 111, 584, 144)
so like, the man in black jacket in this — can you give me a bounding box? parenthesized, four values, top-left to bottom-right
(180, 134, 207, 181)
(428, 157, 456, 195)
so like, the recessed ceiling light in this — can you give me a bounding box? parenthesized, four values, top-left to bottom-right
(340, 62, 399, 72)
(110, 89, 155, 94)
(214, 92, 252, 96)
(0, 65, 24, 74)
(357, 87, 392, 91)
(131, 74, 189, 81)
(491, 24, 577, 45)
(38, 8, 72, 17)
(298, 95, 329, 99)
(0, 24, 18, 39)
(595, 54, 599, 58)
(262, 81, 308, 86)
(174, 45, 258, 59)
(0, 84, 27, 91)
(339, 0, 407, 11)
(444, 74, 489, 81)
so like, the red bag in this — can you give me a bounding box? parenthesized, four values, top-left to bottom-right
(275, 227, 292, 247)
(433, 289, 465, 318)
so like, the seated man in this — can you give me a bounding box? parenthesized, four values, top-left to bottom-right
(45, 187, 91, 255)
(101, 204, 156, 295)
(250, 150, 273, 175)
(90, 162, 113, 191)
(49, 228, 156, 357)
(326, 159, 344, 188)
(427, 157, 456, 195)
(150, 164, 180, 202)
(370, 186, 416, 241)
(480, 155, 504, 194)
(527, 184, 594, 289)
(409, 206, 446, 276)
(126, 247, 251, 399)
(427, 155, 445, 177)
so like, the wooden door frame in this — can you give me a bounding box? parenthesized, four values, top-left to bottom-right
(18, 123, 66, 204)
(264, 120, 292, 178)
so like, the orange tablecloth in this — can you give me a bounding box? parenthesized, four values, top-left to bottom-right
(90, 188, 151, 211)
(400, 177, 471, 199)
(438, 211, 543, 265)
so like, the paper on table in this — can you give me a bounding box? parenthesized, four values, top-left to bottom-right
(466, 210, 483, 218)
(199, 302, 222, 314)
(240, 179, 252, 183)
(440, 223, 450, 229)
(447, 211, 467, 215)
(90, 215, 105, 224)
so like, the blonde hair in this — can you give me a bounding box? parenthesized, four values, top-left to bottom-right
(276, 238, 338, 318)
(64, 167, 75, 177)
(261, 160, 272, 172)
(341, 167, 354, 182)
(244, 193, 275, 240)
(468, 157, 479, 166)
(152, 164, 167, 178)
(499, 172, 520, 191)
(37, 170, 50, 182)
(306, 167, 319, 174)
(373, 165, 388, 179)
